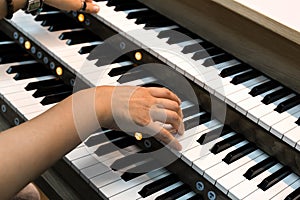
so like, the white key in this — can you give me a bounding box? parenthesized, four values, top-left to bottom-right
(192, 140, 248, 176)
(259, 104, 300, 132)
(101, 168, 167, 198)
(228, 163, 282, 200)
(216, 153, 268, 194)
(247, 94, 296, 123)
(139, 182, 183, 200)
(282, 126, 300, 148)
(243, 173, 299, 200)
(204, 149, 264, 184)
(271, 110, 300, 139)
(109, 172, 171, 200)
(271, 178, 300, 200)
(182, 132, 235, 166)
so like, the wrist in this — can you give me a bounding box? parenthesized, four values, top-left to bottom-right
(95, 86, 114, 128)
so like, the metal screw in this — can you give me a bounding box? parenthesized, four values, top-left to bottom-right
(14, 117, 20, 126)
(208, 191, 216, 200)
(1, 105, 7, 113)
(144, 139, 152, 148)
(120, 42, 126, 50)
(196, 181, 204, 191)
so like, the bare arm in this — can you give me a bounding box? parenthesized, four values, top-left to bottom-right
(0, 86, 183, 199)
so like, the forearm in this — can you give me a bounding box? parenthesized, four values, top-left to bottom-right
(0, 0, 26, 19)
(0, 86, 111, 199)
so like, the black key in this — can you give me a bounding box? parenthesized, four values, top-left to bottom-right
(127, 10, 156, 19)
(117, 69, 147, 84)
(25, 78, 61, 91)
(94, 54, 129, 67)
(108, 64, 135, 77)
(249, 81, 280, 97)
(115, 2, 146, 11)
(7, 62, 43, 74)
(182, 41, 214, 54)
(135, 14, 162, 25)
(41, 90, 72, 105)
(157, 27, 183, 39)
(33, 84, 71, 98)
(184, 112, 211, 130)
(11, 64, 51, 80)
(231, 70, 261, 85)
(0, 53, 32, 64)
(262, 88, 293, 105)
(244, 157, 277, 180)
(48, 20, 82, 32)
(63, 32, 101, 45)
(275, 95, 300, 113)
(223, 143, 256, 164)
(210, 134, 244, 154)
(0, 32, 11, 41)
(203, 54, 234, 67)
(220, 64, 250, 78)
(0, 42, 22, 54)
(285, 187, 300, 200)
(110, 151, 149, 171)
(166, 30, 199, 45)
(59, 29, 91, 40)
(182, 105, 202, 119)
(35, 12, 65, 22)
(84, 130, 126, 147)
(144, 18, 174, 28)
(296, 118, 300, 125)
(258, 166, 292, 191)
(94, 136, 136, 156)
(192, 48, 223, 60)
(138, 174, 179, 198)
(155, 184, 191, 200)
(198, 125, 232, 145)
(120, 159, 160, 181)
(187, 194, 204, 200)
(78, 44, 98, 54)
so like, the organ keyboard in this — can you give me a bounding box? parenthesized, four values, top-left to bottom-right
(0, 0, 299, 199)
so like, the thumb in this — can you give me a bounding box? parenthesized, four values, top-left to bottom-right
(84, 2, 100, 13)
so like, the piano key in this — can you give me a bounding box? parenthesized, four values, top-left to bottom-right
(197, 125, 232, 145)
(222, 142, 257, 164)
(247, 94, 295, 124)
(230, 69, 261, 85)
(155, 183, 191, 200)
(272, 179, 300, 199)
(216, 153, 268, 194)
(285, 185, 300, 200)
(220, 63, 250, 78)
(228, 163, 283, 200)
(282, 126, 300, 148)
(258, 166, 292, 191)
(244, 156, 277, 180)
(100, 168, 168, 198)
(244, 173, 299, 200)
(210, 133, 244, 154)
(262, 88, 293, 105)
(109, 172, 171, 200)
(138, 173, 179, 198)
(270, 110, 300, 138)
(249, 80, 281, 97)
(182, 131, 235, 166)
(258, 104, 300, 131)
(204, 149, 263, 185)
(275, 95, 300, 113)
(192, 140, 248, 176)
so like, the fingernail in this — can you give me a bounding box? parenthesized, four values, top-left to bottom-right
(93, 6, 99, 12)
